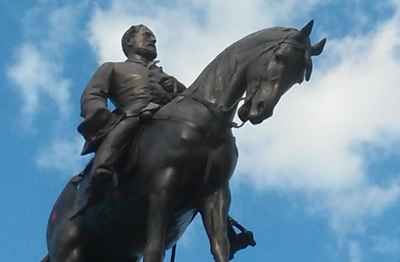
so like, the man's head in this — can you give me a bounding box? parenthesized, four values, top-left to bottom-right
(121, 24, 157, 61)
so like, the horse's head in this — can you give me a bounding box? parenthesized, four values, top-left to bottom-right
(238, 20, 326, 125)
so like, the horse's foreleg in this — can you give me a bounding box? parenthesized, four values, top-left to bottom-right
(199, 185, 231, 262)
(143, 189, 174, 262)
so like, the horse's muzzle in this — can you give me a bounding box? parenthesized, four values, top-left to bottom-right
(248, 104, 274, 124)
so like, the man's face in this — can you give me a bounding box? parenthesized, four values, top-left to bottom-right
(131, 26, 157, 60)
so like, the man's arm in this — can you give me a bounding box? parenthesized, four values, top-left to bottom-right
(80, 62, 114, 118)
(159, 69, 186, 94)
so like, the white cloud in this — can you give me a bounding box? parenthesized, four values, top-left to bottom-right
(6, 2, 83, 123)
(348, 241, 362, 262)
(36, 136, 87, 176)
(372, 236, 400, 255)
(235, 16, 400, 190)
(322, 184, 400, 235)
(7, 45, 71, 122)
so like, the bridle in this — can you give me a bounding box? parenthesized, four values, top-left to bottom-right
(236, 33, 308, 127)
(156, 32, 308, 133)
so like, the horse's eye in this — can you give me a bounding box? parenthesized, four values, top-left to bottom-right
(274, 52, 286, 63)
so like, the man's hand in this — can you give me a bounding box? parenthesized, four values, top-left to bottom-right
(161, 76, 179, 93)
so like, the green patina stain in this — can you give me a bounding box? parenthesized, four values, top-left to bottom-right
(85, 190, 145, 235)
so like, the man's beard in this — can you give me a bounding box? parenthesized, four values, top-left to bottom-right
(136, 47, 157, 61)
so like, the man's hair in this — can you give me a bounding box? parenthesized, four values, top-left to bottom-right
(121, 24, 147, 57)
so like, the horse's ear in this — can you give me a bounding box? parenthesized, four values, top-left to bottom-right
(305, 57, 313, 81)
(300, 20, 314, 36)
(311, 38, 326, 56)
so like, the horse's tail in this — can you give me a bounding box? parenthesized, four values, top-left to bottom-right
(40, 254, 50, 262)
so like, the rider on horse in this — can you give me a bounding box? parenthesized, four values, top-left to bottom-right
(75, 24, 257, 259)
(78, 24, 186, 204)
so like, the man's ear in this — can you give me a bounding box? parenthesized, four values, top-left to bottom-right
(126, 37, 133, 47)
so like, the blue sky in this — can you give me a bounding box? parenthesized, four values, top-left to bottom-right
(1, 0, 400, 261)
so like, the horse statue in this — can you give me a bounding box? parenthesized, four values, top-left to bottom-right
(43, 20, 325, 262)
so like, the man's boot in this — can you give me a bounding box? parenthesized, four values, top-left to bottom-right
(87, 167, 118, 205)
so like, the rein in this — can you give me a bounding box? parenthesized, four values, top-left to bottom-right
(151, 93, 244, 145)
(179, 93, 246, 129)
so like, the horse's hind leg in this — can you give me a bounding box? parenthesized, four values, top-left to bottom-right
(47, 181, 88, 262)
(143, 188, 175, 262)
(199, 185, 231, 262)
(49, 226, 92, 262)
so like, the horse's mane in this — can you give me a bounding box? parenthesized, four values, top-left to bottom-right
(235, 26, 297, 49)
(186, 26, 300, 94)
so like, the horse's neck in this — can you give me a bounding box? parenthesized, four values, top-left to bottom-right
(159, 54, 248, 128)
(189, 54, 247, 111)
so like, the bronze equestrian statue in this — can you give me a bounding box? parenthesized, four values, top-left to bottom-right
(43, 20, 325, 262)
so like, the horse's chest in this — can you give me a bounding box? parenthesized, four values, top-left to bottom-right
(140, 122, 238, 195)
(178, 140, 238, 195)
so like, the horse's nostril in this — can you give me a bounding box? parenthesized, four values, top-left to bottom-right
(257, 102, 265, 112)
